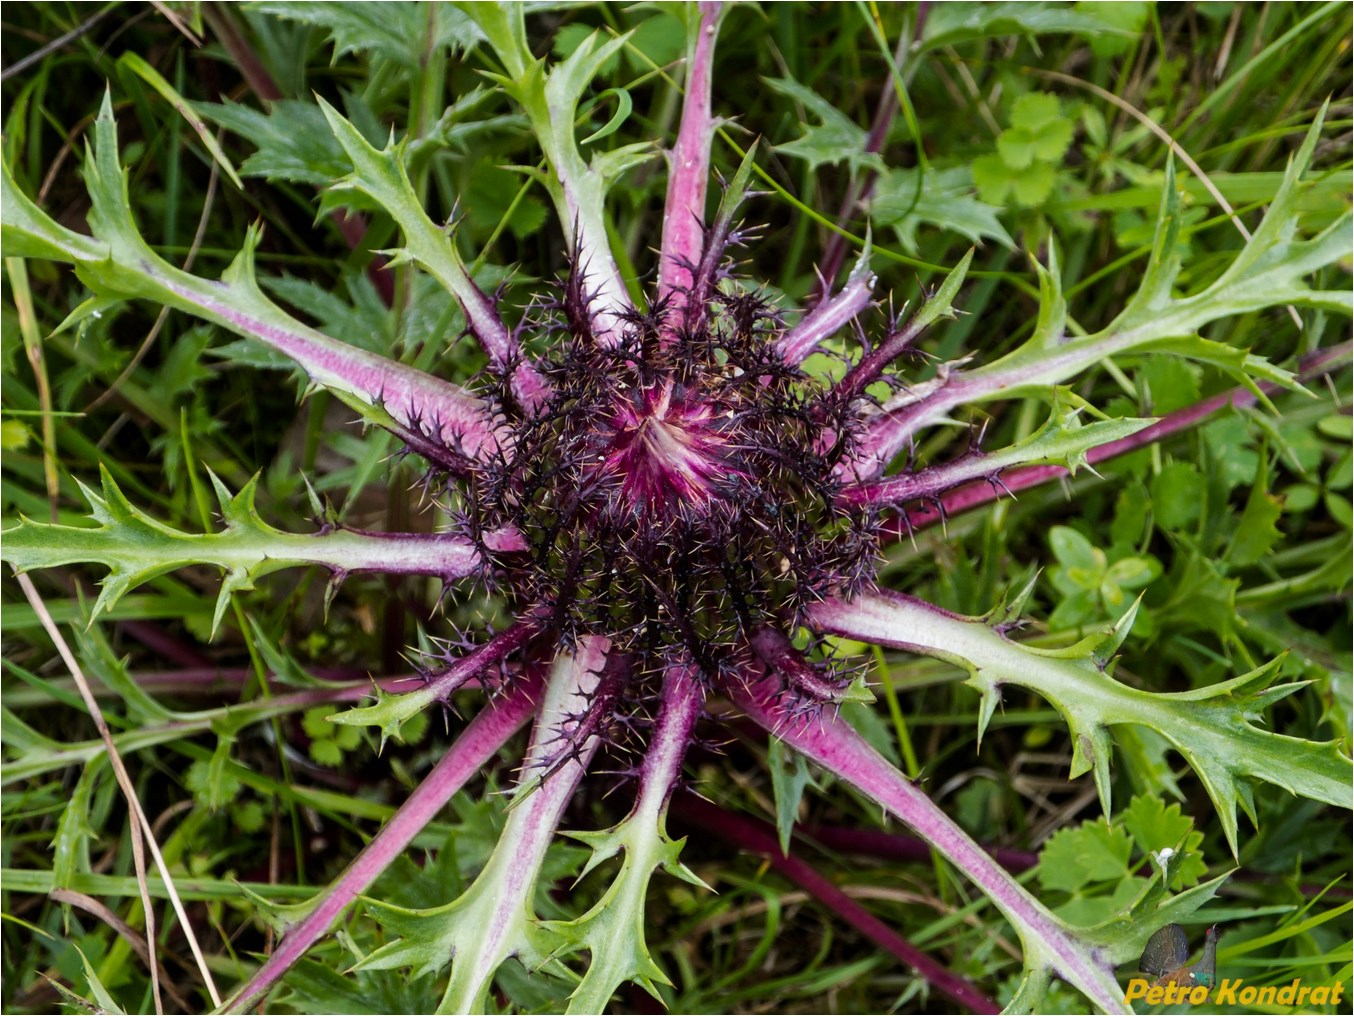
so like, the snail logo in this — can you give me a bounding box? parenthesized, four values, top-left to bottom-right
(1125, 923, 1347, 1009)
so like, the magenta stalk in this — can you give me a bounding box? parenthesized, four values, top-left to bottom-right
(725, 668, 1126, 1013)
(777, 258, 875, 365)
(881, 340, 1352, 537)
(657, 1, 725, 333)
(217, 668, 545, 1014)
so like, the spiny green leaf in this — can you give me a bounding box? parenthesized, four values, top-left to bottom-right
(970, 110, 1351, 406)
(999, 407, 1155, 477)
(850, 592, 1352, 841)
(0, 466, 482, 636)
(7, 94, 495, 450)
(768, 738, 814, 855)
(871, 167, 1013, 254)
(764, 76, 887, 174)
(912, 247, 975, 331)
(326, 685, 440, 754)
(547, 813, 703, 1013)
(251, 1, 485, 66)
(1230, 462, 1286, 566)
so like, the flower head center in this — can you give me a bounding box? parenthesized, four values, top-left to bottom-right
(476, 278, 881, 670)
(597, 382, 738, 515)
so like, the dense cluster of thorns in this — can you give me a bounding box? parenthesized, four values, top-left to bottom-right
(461, 258, 882, 694)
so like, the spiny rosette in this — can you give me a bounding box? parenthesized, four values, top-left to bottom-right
(2, 5, 1350, 1013)
(469, 269, 882, 679)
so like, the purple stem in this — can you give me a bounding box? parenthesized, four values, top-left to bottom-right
(418, 620, 534, 703)
(657, 2, 724, 330)
(167, 278, 506, 463)
(427, 263, 549, 411)
(724, 668, 1125, 1013)
(881, 340, 1352, 538)
(670, 795, 998, 1014)
(777, 262, 876, 366)
(751, 625, 854, 702)
(640, 662, 704, 809)
(841, 448, 997, 511)
(220, 668, 545, 1013)
(834, 317, 925, 406)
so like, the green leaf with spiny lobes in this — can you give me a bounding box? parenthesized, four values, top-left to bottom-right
(764, 76, 886, 174)
(198, 99, 356, 186)
(548, 814, 702, 1013)
(0, 466, 447, 638)
(1120, 109, 1353, 332)
(870, 167, 1013, 254)
(251, 2, 485, 66)
(958, 593, 1351, 843)
(992, 408, 1154, 480)
(325, 684, 443, 757)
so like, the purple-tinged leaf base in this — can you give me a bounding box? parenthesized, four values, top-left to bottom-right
(777, 243, 875, 366)
(725, 666, 1128, 1014)
(0, 93, 504, 462)
(656, 2, 724, 329)
(353, 638, 610, 1015)
(808, 588, 1353, 855)
(218, 669, 544, 1014)
(0, 467, 521, 636)
(548, 663, 708, 1013)
(328, 622, 535, 750)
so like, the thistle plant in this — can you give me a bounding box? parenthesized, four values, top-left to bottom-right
(2, 3, 1351, 1015)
